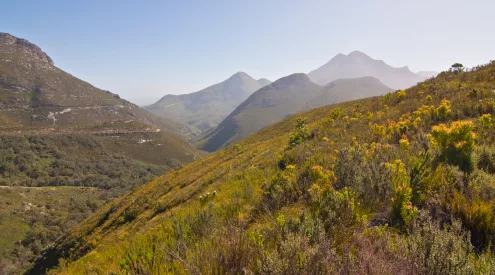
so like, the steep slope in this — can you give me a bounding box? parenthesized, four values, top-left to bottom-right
(31, 61, 495, 274)
(0, 33, 201, 273)
(197, 73, 322, 152)
(145, 72, 271, 131)
(308, 50, 428, 89)
(302, 76, 393, 110)
(0, 32, 196, 138)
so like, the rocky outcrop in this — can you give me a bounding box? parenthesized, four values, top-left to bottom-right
(0, 32, 54, 65)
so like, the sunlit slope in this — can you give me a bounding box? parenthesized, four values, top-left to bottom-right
(33, 62, 495, 274)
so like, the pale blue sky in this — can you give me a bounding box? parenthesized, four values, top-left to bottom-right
(2, 0, 494, 105)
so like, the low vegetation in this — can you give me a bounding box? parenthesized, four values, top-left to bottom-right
(28, 61, 495, 274)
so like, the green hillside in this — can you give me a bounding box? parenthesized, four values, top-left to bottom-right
(0, 121, 200, 273)
(31, 61, 495, 274)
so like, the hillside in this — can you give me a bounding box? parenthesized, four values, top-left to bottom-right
(145, 72, 270, 131)
(32, 61, 495, 274)
(302, 76, 393, 110)
(0, 33, 201, 273)
(308, 50, 428, 89)
(0, 32, 197, 138)
(197, 73, 322, 152)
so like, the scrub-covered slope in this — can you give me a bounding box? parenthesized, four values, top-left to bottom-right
(34, 61, 495, 274)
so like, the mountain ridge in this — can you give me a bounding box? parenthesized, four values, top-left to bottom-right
(145, 72, 271, 131)
(308, 50, 428, 89)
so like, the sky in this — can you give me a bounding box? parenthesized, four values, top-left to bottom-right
(2, 0, 494, 105)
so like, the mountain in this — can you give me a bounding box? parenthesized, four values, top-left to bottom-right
(31, 61, 495, 274)
(308, 50, 428, 89)
(0, 32, 201, 273)
(196, 73, 322, 152)
(302, 76, 393, 110)
(416, 70, 439, 78)
(145, 72, 271, 131)
(0, 32, 197, 138)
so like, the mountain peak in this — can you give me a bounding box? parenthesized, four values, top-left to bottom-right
(0, 32, 54, 65)
(347, 50, 370, 58)
(272, 73, 311, 87)
(225, 71, 255, 84)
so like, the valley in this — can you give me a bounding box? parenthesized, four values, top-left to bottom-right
(1, 4, 494, 272)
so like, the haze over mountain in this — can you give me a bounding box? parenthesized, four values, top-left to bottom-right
(197, 73, 322, 152)
(308, 51, 428, 90)
(145, 72, 270, 131)
(416, 71, 439, 78)
(0, 32, 197, 138)
(302, 76, 393, 111)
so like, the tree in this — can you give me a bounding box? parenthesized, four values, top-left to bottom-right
(451, 63, 464, 74)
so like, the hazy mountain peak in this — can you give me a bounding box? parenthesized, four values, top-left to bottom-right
(272, 73, 312, 87)
(226, 71, 255, 84)
(308, 51, 428, 89)
(348, 50, 370, 58)
(146, 71, 269, 131)
(257, 78, 272, 87)
(0, 32, 54, 65)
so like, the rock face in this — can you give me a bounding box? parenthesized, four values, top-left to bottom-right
(308, 50, 428, 90)
(0, 32, 197, 138)
(145, 72, 271, 131)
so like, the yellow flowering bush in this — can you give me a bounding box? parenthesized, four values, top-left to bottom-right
(435, 99, 452, 121)
(479, 114, 493, 129)
(385, 160, 418, 225)
(430, 120, 476, 172)
(399, 134, 410, 150)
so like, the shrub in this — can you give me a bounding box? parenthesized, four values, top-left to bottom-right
(405, 216, 473, 274)
(478, 114, 493, 129)
(475, 146, 495, 174)
(429, 121, 476, 172)
(287, 117, 313, 149)
(385, 160, 418, 225)
(399, 134, 410, 150)
(435, 99, 452, 121)
(396, 90, 406, 102)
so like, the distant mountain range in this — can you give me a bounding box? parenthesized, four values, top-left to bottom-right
(196, 73, 392, 152)
(302, 76, 393, 111)
(308, 50, 429, 90)
(145, 72, 270, 131)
